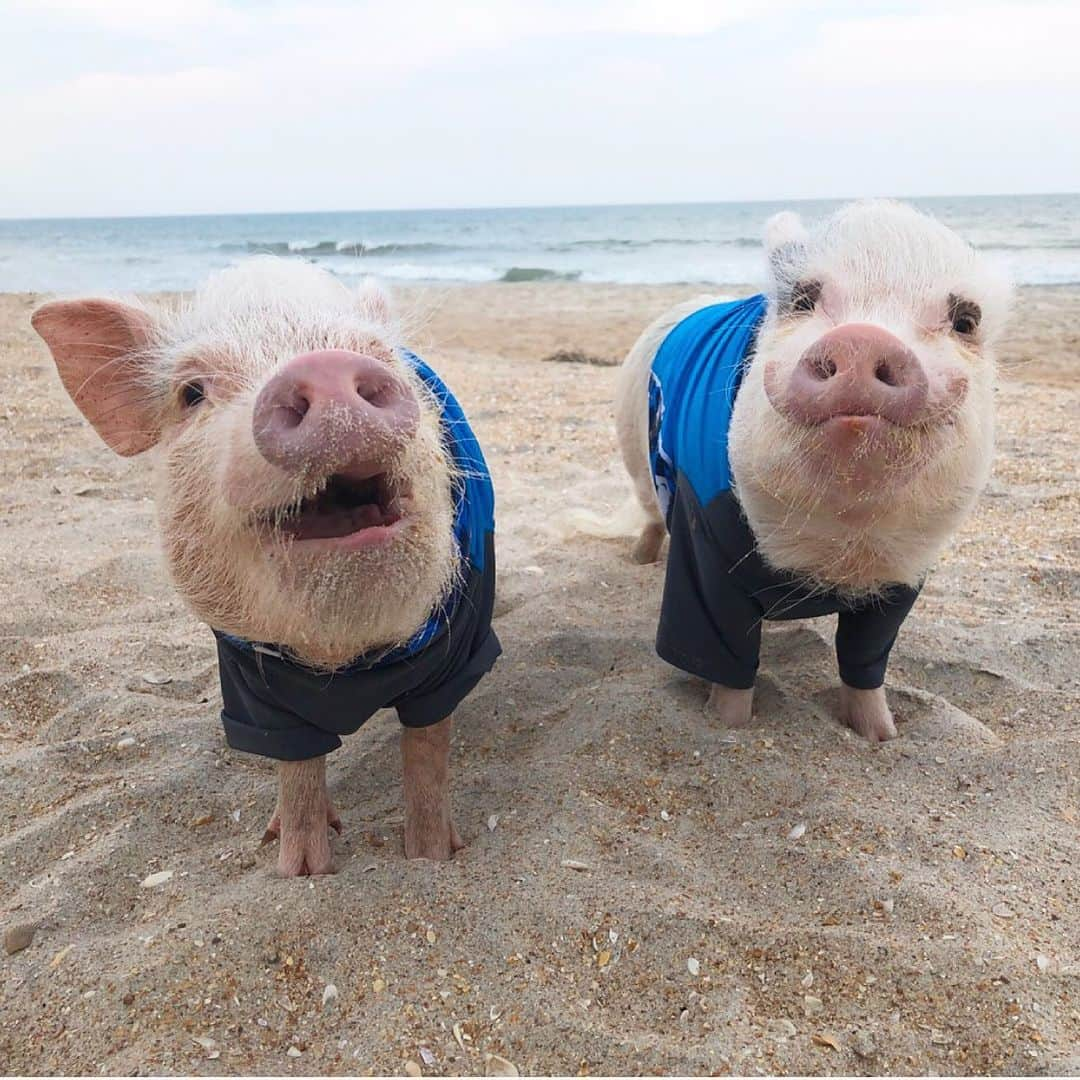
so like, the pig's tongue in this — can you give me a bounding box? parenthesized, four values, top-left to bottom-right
(276, 473, 403, 541)
(822, 414, 890, 453)
(286, 501, 392, 541)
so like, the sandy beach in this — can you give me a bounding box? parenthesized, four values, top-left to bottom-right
(0, 282, 1077, 1075)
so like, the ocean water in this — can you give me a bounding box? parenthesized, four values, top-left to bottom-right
(1, 194, 1078, 293)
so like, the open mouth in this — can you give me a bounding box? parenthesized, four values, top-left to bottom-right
(263, 473, 408, 546)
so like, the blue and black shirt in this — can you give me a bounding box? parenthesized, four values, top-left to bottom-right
(648, 294, 919, 692)
(216, 351, 500, 761)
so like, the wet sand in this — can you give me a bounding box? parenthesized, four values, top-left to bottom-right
(0, 283, 1077, 1075)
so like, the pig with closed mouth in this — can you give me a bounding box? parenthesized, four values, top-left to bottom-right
(614, 200, 1010, 741)
(32, 259, 501, 875)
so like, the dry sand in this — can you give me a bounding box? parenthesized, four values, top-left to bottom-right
(0, 282, 1077, 1076)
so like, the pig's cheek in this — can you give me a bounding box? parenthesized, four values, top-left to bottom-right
(761, 356, 785, 409)
(928, 368, 970, 418)
(155, 431, 220, 529)
(218, 408, 284, 511)
(729, 375, 791, 489)
(752, 332, 809, 421)
(943, 380, 995, 490)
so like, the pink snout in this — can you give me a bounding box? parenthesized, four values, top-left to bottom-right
(253, 350, 419, 476)
(767, 324, 930, 426)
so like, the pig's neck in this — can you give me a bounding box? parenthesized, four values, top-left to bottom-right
(734, 480, 970, 593)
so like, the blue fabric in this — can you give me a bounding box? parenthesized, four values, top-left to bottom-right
(403, 350, 493, 574)
(364, 349, 494, 664)
(648, 294, 768, 514)
(224, 349, 495, 671)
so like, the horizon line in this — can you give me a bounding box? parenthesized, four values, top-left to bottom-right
(2, 190, 1078, 225)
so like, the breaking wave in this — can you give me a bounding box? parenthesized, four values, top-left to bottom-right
(976, 240, 1080, 251)
(499, 267, 582, 283)
(215, 236, 765, 258)
(549, 235, 760, 251)
(215, 240, 461, 257)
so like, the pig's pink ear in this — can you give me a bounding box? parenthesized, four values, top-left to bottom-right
(356, 277, 394, 326)
(764, 211, 810, 283)
(31, 299, 161, 457)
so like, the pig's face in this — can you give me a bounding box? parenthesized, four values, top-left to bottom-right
(33, 260, 457, 668)
(729, 201, 1010, 592)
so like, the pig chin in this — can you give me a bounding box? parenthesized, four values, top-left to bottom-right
(790, 414, 950, 509)
(730, 380, 988, 592)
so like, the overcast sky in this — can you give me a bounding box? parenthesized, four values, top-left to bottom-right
(3, 0, 1078, 219)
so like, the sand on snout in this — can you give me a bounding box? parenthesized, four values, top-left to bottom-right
(0, 283, 1077, 1075)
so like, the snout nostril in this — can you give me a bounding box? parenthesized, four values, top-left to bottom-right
(810, 355, 837, 380)
(275, 403, 307, 430)
(874, 361, 898, 387)
(356, 379, 394, 408)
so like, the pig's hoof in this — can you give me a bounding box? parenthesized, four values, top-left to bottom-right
(705, 684, 755, 727)
(262, 804, 342, 877)
(838, 684, 897, 743)
(405, 819, 464, 862)
(631, 522, 665, 564)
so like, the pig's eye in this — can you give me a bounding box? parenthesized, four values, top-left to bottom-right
(790, 280, 822, 314)
(180, 381, 206, 408)
(948, 295, 982, 337)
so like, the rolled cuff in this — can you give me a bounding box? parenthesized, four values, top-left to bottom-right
(655, 636, 758, 691)
(220, 709, 343, 762)
(836, 663, 887, 691)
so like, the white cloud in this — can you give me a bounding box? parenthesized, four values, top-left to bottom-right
(7, 0, 233, 34)
(799, 3, 1080, 84)
(13, 0, 796, 37)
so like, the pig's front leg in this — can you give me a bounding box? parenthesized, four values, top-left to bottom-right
(705, 684, 755, 727)
(838, 684, 897, 743)
(401, 717, 464, 861)
(262, 756, 342, 876)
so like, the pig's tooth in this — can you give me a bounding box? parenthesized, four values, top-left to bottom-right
(382, 478, 406, 519)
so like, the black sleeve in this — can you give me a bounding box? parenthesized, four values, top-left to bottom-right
(655, 482, 762, 690)
(835, 585, 920, 690)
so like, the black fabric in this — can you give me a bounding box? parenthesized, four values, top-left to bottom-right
(656, 478, 919, 691)
(216, 533, 500, 761)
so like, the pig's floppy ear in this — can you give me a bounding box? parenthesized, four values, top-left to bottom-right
(356, 277, 394, 326)
(31, 298, 161, 457)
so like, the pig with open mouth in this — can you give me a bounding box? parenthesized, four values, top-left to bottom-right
(615, 200, 1010, 741)
(32, 259, 501, 875)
